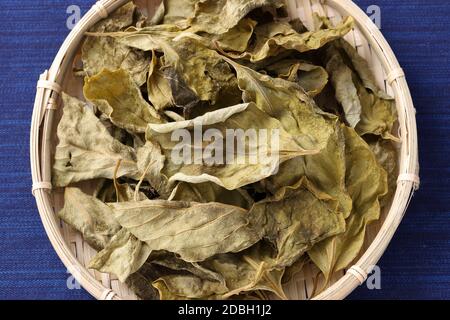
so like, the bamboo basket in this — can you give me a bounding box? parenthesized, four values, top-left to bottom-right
(30, 0, 420, 300)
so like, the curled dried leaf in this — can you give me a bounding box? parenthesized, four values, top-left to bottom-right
(84, 69, 164, 133)
(53, 94, 140, 187)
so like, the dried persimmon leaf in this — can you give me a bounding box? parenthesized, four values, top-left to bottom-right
(188, 0, 283, 35)
(108, 199, 264, 262)
(308, 127, 388, 282)
(84, 68, 163, 133)
(53, 93, 140, 187)
(89, 228, 152, 282)
(223, 17, 353, 62)
(58, 187, 121, 251)
(147, 103, 318, 190)
(265, 59, 329, 96)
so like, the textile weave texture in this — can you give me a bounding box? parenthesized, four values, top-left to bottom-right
(0, 0, 448, 300)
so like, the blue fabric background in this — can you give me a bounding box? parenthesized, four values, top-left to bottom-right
(0, 0, 448, 300)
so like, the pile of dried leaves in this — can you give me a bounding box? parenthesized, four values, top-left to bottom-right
(54, 0, 399, 300)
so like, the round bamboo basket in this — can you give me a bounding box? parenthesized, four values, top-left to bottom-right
(30, 0, 420, 300)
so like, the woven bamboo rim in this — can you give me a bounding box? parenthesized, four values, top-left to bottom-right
(30, 0, 420, 300)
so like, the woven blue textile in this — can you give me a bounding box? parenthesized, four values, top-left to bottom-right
(0, 0, 448, 300)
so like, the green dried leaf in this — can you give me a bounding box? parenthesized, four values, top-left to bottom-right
(169, 182, 254, 209)
(121, 36, 241, 107)
(153, 243, 287, 300)
(125, 262, 162, 300)
(324, 44, 362, 128)
(108, 199, 264, 262)
(318, 18, 397, 139)
(282, 255, 309, 284)
(223, 57, 336, 151)
(355, 76, 398, 141)
(163, 0, 197, 26)
(81, 2, 149, 86)
(59, 187, 152, 284)
(58, 187, 121, 251)
(91, 1, 136, 32)
(81, 37, 149, 86)
(259, 177, 345, 267)
(369, 139, 398, 208)
(156, 175, 345, 299)
(151, 252, 226, 285)
(147, 52, 174, 111)
(94, 179, 148, 203)
(136, 141, 172, 198)
(213, 18, 257, 53)
(308, 127, 388, 283)
(89, 228, 152, 282)
(153, 274, 228, 300)
(137, 1, 166, 27)
(265, 59, 329, 96)
(223, 17, 353, 62)
(84, 68, 163, 133)
(53, 94, 140, 187)
(146, 103, 318, 190)
(161, 38, 239, 104)
(265, 124, 353, 220)
(188, 0, 282, 34)
(201, 243, 287, 300)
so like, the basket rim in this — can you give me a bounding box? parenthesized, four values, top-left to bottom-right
(30, 0, 420, 301)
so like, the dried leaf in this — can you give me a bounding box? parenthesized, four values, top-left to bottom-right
(324, 44, 362, 128)
(147, 52, 174, 110)
(89, 228, 152, 282)
(369, 139, 398, 208)
(259, 177, 345, 267)
(201, 243, 287, 300)
(169, 182, 254, 209)
(125, 262, 162, 300)
(213, 18, 257, 53)
(223, 57, 336, 151)
(84, 69, 163, 133)
(151, 252, 226, 285)
(136, 141, 172, 198)
(94, 179, 148, 203)
(223, 17, 353, 62)
(59, 187, 151, 284)
(91, 1, 137, 32)
(153, 274, 228, 300)
(58, 187, 121, 251)
(282, 255, 309, 284)
(81, 37, 149, 86)
(188, 0, 282, 34)
(53, 94, 139, 187)
(308, 127, 388, 283)
(265, 59, 329, 96)
(108, 199, 264, 262)
(137, 1, 166, 27)
(154, 243, 287, 300)
(161, 38, 239, 104)
(163, 0, 197, 26)
(81, 2, 148, 86)
(265, 124, 353, 220)
(146, 103, 318, 190)
(318, 17, 397, 139)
